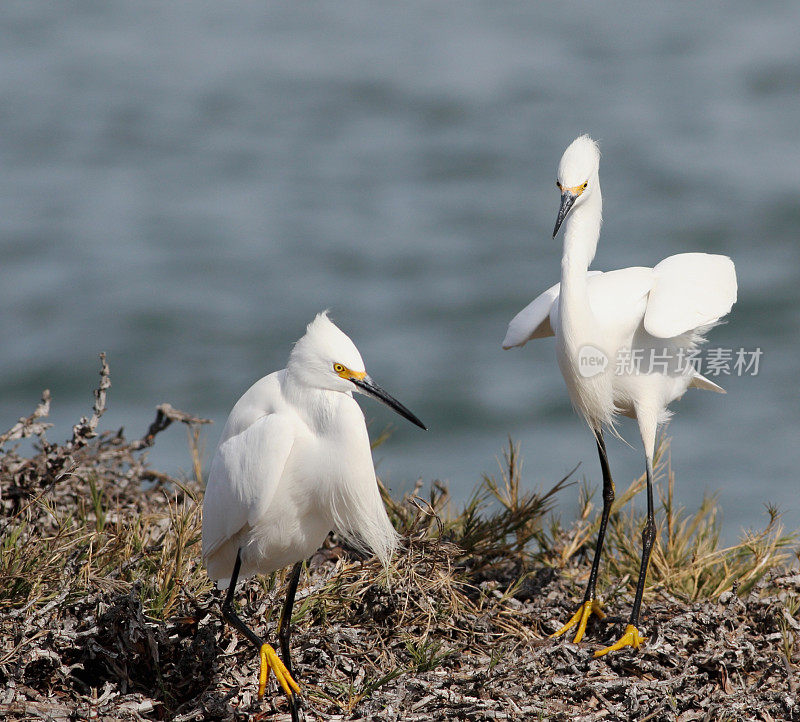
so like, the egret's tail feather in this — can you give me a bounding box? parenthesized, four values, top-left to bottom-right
(690, 373, 726, 393)
(329, 482, 399, 568)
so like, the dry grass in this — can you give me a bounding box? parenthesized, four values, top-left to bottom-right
(545, 437, 795, 605)
(1, 358, 798, 720)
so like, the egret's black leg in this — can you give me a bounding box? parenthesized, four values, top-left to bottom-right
(551, 429, 613, 642)
(278, 561, 304, 722)
(278, 561, 303, 676)
(220, 549, 301, 717)
(584, 431, 615, 603)
(221, 548, 264, 648)
(594, 454, 654, 656)
(629, 455, 656, 627)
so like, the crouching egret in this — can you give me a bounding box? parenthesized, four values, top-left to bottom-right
(503, 135, 737, 656)
(202, 312, 426, 719)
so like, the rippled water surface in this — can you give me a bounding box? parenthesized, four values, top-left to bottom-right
(2, 3, 799, 537)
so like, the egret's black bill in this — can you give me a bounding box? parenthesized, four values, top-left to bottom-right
(553, 191, 577, 238)
(351, 376, 427, 430)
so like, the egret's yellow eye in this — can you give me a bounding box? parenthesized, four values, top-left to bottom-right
(582, 182, 588, 189)
(556, 181, 562, 190)
(333, 363, 345, 374)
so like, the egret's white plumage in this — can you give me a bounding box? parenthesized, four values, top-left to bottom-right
(203, 311, 422, 587)
(504, 135, 737, 655)
(503, 135, 737, 453)
(201, 312, 425, 709)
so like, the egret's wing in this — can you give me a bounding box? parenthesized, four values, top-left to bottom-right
(644, 253, 737, 338)
(585, 267, 654, 325)
(201, 412, 294, 563)
(502, 282, 560, 348)
(503, 271, 603, 349)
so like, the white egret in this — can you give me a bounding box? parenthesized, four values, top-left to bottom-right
(503, 135, 737, 656)
(202, 312, 426, 718)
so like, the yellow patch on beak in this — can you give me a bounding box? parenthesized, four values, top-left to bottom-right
(562, 182, 587, 196)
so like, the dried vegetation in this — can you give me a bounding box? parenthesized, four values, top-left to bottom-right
(1, 358, 798, 721)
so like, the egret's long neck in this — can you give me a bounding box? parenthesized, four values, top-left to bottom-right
(283, 369, 339, 431)
(559, 184, 602, 339)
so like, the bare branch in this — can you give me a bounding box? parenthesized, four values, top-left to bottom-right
(132, 403, 212, 450)
(0, 390, 52, 448)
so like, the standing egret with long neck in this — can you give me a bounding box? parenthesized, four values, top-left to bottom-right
(202, 312, 426, 718)
(503, 136, 737, 655)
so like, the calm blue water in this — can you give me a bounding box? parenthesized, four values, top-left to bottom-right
(2, 3, 799, 539)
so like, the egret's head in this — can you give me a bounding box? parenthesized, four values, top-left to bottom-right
(288, 311, 427, 429)
(289, 311, 366, 393)
(553, 135, 601, 237)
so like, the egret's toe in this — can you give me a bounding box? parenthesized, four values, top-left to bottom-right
(258, 643, 301, 699)
(593, 624, 646, 657)
(550, 599, 605, 644)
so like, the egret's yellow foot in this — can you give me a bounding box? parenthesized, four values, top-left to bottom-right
(550, 599, 605, 643)
(258, 643, 301, 699)
(593, 624, 646, 657)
